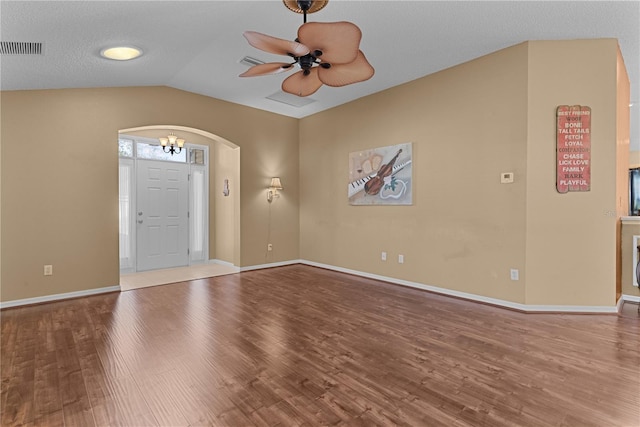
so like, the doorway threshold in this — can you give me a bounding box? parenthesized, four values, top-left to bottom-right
(120, 263, 239, 291)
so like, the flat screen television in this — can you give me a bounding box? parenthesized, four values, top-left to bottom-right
(630, 168, 640, 215)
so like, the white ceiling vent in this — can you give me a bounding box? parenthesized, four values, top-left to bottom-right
(267, 91, 316, 108)
(239, 56, 264, 67)
(0, 41, 43, 55)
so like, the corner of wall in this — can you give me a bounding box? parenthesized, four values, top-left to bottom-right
(525, 39, 620, 307)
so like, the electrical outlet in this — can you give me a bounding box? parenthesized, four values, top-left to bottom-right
(398, 254, 404, 264)
(381, 251, 387, 261)
(267, 243, 273, 251)
(510, 269, 519, 281)
(44, 265, 53, 276)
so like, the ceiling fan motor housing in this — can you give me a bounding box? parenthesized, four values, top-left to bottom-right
(297, 0, 313, 12)
(283, 0, 328, 15)
(297, 49, 329, 74)
(299, 54, 315, 73)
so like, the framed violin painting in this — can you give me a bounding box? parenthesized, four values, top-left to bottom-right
(348, 142, 413, 205)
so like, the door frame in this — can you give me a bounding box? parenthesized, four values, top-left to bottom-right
(118, 134, 209, 273)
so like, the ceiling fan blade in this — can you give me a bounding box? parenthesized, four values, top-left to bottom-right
(239, 62, 293, 77)
(243, 31, 309, 57)
(297, 22, 361, 64)
(282, 68, 323, 97)
(318, 51, 375, 87)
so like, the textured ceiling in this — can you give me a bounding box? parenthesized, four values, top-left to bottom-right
(1, 0, 638, 143)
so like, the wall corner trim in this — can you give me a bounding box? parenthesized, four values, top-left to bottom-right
(0, 285, 121, 310)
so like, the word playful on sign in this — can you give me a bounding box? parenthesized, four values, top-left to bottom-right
(556, 105, 591, 193)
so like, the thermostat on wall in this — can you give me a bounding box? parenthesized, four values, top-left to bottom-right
(500, 172, 514, 184)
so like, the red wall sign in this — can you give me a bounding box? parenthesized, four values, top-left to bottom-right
(556, 105, 591, 193)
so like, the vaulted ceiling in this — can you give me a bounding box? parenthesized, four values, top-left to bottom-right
(1, 1, 638, 143)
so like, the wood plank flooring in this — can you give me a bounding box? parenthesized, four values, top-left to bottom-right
(2, 264, 639, 426)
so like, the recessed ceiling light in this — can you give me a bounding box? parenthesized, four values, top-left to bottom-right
(100, 46, 142, 61)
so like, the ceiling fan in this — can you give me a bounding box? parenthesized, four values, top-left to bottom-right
(239, 0, 374, 97)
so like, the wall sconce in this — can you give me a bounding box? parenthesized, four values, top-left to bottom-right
(267, 177, 283, 203)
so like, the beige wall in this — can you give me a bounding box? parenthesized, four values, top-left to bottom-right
(238, 112, 300, 266)
(213, 142, 240, 265)
(300, 39, 627, 307)
(300, 43, 529, 304)
(1, 87, 299, 302)
(0, 97, 3, 292)
(616, 47, 631, 298)
(525, 39, 621, 306)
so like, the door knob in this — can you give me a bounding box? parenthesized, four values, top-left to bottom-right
(138, 211, 143, 216)
(137, 219, 143, 224)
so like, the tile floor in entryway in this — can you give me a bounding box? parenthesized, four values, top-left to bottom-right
(120, 263, 239, 291)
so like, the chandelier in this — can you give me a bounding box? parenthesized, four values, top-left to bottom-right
(159, 132, 185, 155)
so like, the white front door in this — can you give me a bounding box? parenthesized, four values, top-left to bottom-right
(136, 159, 189, 271)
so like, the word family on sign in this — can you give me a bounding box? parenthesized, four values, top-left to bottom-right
(556, 105, 591, 193)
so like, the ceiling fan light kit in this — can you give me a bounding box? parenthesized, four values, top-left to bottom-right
(240, 0, 374, 97)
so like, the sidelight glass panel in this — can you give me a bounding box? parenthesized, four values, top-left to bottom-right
(190, 168, 206, 262)
(119, 160, 134, 270)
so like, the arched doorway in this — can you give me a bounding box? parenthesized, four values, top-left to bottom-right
(117, 125, 240, 284)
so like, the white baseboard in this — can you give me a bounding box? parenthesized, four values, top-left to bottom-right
(622, 294, 640, 303)
(4, 261, 627, 313)
(240, 259, 301, 272)
(209, 259, 236, 268)
(296, 260, 618, 314)
(1, 285, 121, 310)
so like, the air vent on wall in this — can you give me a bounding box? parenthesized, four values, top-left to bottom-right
(0, 41, 43, 55)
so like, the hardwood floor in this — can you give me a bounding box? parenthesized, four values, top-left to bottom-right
(2, 264, 639, 426)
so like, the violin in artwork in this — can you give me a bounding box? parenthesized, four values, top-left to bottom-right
(364, 149, 402, 196)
